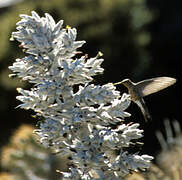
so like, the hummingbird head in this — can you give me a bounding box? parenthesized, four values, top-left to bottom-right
(114, 78, 133, 88)
(120, 79, 133, 88)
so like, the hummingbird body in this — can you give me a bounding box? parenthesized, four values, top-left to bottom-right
(120, 79, 140, 101)
(115, 77, 176, 122)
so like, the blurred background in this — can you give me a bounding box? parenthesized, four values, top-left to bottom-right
(0, 0, 181, 169)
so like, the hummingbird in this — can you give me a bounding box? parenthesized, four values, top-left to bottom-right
(114, 77, 176, 121)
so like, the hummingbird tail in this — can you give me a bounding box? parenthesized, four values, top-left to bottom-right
(135, 99, 152, 122)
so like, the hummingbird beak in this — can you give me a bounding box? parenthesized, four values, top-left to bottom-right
(113, 81, 123, 86)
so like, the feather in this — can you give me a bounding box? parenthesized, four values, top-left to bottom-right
(135, 77, 176, 97)
(135, 99, 152, 122)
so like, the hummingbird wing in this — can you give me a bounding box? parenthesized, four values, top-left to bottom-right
(135, 77, 176, 97)
(135, 98, 152, 122)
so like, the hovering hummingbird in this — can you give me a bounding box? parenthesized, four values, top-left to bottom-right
(114, 77, 176, 122)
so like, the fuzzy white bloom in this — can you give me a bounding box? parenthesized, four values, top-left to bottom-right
(9, 11, 153, 179)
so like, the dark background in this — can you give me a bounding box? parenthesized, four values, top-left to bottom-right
(0, 0, 181, 159)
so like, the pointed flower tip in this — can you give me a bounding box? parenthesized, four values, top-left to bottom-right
(16, 87, 22, 93)
(31, 114, 37, 119)
(96, 51, 103, 58)
(9, 35, 14, 41)
(8, 74, 17, 78)
(66, 25, 71, 29)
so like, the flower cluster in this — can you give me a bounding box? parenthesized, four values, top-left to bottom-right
(1, 124, 66, 180)
(9, 11, 153, 179)
(156, 119, 182, 179)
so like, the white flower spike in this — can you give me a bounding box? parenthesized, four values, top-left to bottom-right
(9, 11, 153, 179)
